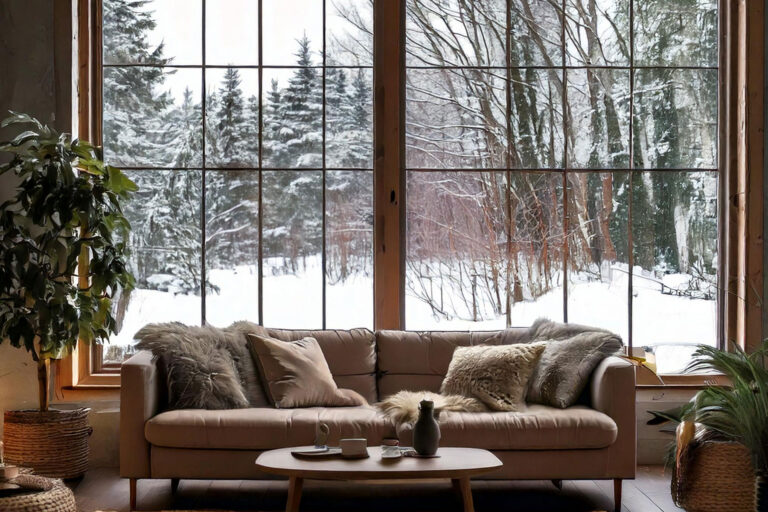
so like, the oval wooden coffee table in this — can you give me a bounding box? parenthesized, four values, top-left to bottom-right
(255, 446, 502, 512)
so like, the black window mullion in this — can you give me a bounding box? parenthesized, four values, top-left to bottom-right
(258, 0, 264, 326)
(321, 0, 327, 330)
(627, 0, 636, 352)
(200, 0, 207, 326)
(561, 0, 569, 324)
(505, 0, 512, 329)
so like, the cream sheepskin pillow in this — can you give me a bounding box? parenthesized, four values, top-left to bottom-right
(440, 342, 547, 411)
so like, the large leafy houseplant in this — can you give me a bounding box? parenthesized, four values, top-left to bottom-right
(650, 341, 768, 510)
(0, 112, 136, 411)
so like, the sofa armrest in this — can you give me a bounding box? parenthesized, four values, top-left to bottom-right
(590, 355, 636, 478)
(120, 350, 162, 479)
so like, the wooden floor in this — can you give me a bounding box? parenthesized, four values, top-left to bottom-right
(72, 466, 682, 512)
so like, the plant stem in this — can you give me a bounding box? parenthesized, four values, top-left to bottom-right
(37, 358, 50, 412)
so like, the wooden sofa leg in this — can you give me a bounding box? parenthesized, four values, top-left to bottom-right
(613, 478, 622, 512)
(129, 478, 137, 510)
(171, 478, 180, 494)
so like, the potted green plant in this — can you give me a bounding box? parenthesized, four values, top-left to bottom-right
(0, 112, 136, 478)
(650, 341, 768, 512)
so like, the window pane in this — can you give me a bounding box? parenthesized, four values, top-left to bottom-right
(566, 0, 629, 66)
(406, 0, 506, 67)
(109, 170, 203, 360)
(326, 171, 374, 329)
(508, 69, 564, 169)
(206, 0, 259, 65)
(567, 172, 629, 341)
(327, 0, 373, 66)
(327, 68, 373, 169)
(262, 171, 323, 328)
(508, 172, 565, 324)
(104, 67, 202, 168)
(567, 69, 630, 169)
(633, 69, 717, 169)
(205, 68, 260, 168)
(509, 0, 562, 67)
(205, 171, 260, 327)
(632, 171, 718, 372)
(103, 0, 202, 65)
(406, 69, 507, 169)
(263, 68, 323, 168)
(263, 0, 322, 66)
(635, 0, 718, 67)
(406, 171, 508, 330)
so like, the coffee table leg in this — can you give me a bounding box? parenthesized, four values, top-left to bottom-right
(452, 477, 474, 512)
(286, 476, 304, 512)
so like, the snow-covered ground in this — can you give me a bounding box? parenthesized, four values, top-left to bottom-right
(109, 257, 715, 373)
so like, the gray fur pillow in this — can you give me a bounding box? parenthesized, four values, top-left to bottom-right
(134, 322, 260, 409)
(527, 324, 623, 408)
(440, 342, 547, 412)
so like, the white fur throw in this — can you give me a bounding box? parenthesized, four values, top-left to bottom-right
(440, 342, 547, 412)
(376, 391, 487, 424)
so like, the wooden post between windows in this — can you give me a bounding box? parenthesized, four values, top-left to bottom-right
(373, 0, 406, 330)
(726, 0, 765, 352)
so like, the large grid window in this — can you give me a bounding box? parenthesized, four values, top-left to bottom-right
(96, 0, 720, 374)
(402, 0, 719, 373)
(101, 0, 374, 363)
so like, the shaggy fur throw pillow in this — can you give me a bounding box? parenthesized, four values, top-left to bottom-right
(376, 390, 487, 424)
(526, 319, 623, 409)
(134, 323, 251, 410)
(247, 334, 368, 408)
(440, 342, 547, 411)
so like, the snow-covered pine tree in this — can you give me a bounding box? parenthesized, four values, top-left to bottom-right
(262, 36, 323, 272)
(104, 0, 204, 296)
(103, 0, 174, 167)
(263, 79, 287, 168)
(212, 67, 250, 167)
(342, 68, 372, 168)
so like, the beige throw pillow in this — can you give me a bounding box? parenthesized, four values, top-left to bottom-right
(440, 342, 547, 411)
(247, 334, 367, 408)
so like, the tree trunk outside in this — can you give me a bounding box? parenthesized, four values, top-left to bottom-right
(37, 358, 50, 412)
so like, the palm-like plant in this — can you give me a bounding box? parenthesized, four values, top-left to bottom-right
(685, 342, 768, 477)
(650, 340, 768, 510)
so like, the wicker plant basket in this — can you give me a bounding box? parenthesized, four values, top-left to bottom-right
(2, 408, 92, 479)
(673, 440, 756, 512)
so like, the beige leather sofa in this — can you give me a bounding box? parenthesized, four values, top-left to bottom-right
(121, 327, 635, 510)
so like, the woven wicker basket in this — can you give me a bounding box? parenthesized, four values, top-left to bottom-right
(0, 474, 77, 512)
(674, 440, 756, 512)
(2, 408, 92, 479)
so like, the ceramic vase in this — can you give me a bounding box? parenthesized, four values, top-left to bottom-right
(413, 399, 440, 456)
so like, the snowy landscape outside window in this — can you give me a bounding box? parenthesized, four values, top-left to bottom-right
(403, 0, 719, 373)
(99, 0, 719, 374)
(101, 0, 374, 363)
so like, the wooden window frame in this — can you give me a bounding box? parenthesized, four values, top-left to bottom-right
(68, 0, 763, 389)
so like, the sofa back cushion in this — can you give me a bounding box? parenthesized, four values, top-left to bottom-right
(266, 328, 377, 403)
(376, 329, 529, 400)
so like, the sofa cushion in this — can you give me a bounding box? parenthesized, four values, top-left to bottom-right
(145, 407, 397, 450)
(267, 328, 377, 403)
(248, 334, 368, 408)
(441, 342, 547, 411)
(375, 329, 529, 400)
(134, 323, 253, 409)
(396, 405, 618, 450)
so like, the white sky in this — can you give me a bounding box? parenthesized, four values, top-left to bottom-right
(138, 0, 368, 103)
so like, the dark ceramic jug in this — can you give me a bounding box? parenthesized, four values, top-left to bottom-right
(413, 399, 440, 456)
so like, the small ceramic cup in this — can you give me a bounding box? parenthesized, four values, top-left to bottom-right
(339, 438, 367, 458)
